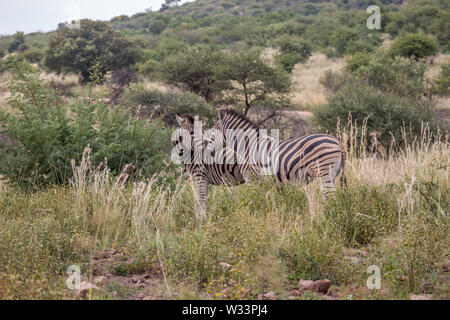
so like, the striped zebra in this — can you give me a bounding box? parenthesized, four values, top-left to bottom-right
(174, 114, 249, 218)
(174, 109, 346, 218)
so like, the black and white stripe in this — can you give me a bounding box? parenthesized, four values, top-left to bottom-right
(174, 110, 346, 218)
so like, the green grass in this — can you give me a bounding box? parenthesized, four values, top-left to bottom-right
(0, 131, 449, 300)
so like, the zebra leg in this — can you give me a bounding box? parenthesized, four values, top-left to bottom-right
(318, 174, 336, 200)
(242, 165, 261, 185)
(193, 176, 208, 219)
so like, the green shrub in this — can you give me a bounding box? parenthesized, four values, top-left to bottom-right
(434, 62, 450, 96)
(345, 40, 375, 55)
(323, 186, 399, 246)
(22, 47, 45, 64)
(354, 52, 427, 99)
(390, 34, 438, 60)
(315, 82, 436, 149)
(121, 84, 217, 127)
(0, 58, 170, 189)
(345, 52, 372, 73)
(8, 32, 25, 53)
(274, 35, 312, 72)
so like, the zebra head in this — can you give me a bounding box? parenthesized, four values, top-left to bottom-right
(205, 109, 259, 158)
(174, 114, 207, 168)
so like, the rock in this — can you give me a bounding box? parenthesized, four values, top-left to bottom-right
(76, 281, 105, 298)
(131, 276, 140, 283)
(443, 260, 450, 272)
(311, 280, 331, 295)
(289, 289, 302, 296)
(93, 276, 108, 287)
(136, 293, 147, 300)
(298, 280, 315, 291)
(258, 291, 276, 300)
(219, 262, 232, 269)
(297, 279, 331, 295)
(409, 294, 433, 300)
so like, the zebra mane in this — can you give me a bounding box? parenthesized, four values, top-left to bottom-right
(219, 109, 259, 130)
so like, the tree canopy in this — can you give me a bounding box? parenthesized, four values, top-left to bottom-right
(44, 19, 142, 83)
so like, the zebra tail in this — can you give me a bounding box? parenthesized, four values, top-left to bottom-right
(340, 143, 348, 190)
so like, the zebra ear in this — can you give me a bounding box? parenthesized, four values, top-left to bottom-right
(218, 110, 227, 121)
(194, 115, 200, 122)
(176, 115, 184, 127)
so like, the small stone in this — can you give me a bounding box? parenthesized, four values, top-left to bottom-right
(298, 280, 315, 291)
(258, 291, 276, 300)
(93, 276, 108, 287)
(76, 281, 105, 298)
(297, 279, 331, 295)
(219, 262, 232, 269)
(311, 280, 331, 295)
(131, 276, 140, 283)
(443, 260, 450, 272)
(289, 289, 302, 296)
(409, 294, 433, 300)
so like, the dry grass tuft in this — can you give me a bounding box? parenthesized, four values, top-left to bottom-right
(291, 52, 344, 108)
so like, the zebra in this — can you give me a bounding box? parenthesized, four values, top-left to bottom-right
(174, 109, 346, 218)
(174, 114, 250, 218)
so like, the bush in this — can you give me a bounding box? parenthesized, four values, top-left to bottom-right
(8, 32, 25, 53)
(434, 62, 450, 96)
(390, 34, 438, 60)
(22, 47, 45, 64)
(345, 52, 372, 73)
(274, 35, 312, 72)
(0, 58, 170, 189)
(324, 186, 399, 246)
(354, 52, 427, 99)
(314, 82, 436, 149)
(121, 84, 217, 127)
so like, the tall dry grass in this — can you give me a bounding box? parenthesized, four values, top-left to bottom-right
(0, 119, 448, 300)
(291, 52, 344, 108)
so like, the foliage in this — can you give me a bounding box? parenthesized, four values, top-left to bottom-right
(354, 52, 428, 99)
(44, 19, 142, 83)
(0, 58, 170, 189)
(218, 48, 293, 118)
(159, 46, 226, 101)
(315, 82, 436, 148)
(345, 52, 372, 73)
(22, 47, 45, 64)
(434, 61, 450, 96)
(8, 32, 25, 53)
(1, 129, 448, 299)
(274, 35, 312, 72)
(390, 34, 438, 60)
(121, 84, 217, 127)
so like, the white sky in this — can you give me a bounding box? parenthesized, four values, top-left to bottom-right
(0, 0, 167, 36)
